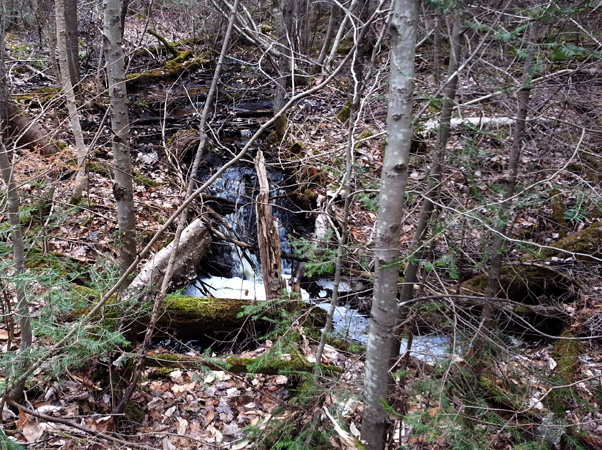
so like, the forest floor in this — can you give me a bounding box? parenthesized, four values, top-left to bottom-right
(3, 16, 602, 450)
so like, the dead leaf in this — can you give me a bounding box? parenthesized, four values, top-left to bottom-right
(164, 405, 177, 417)
(162, 437, 177, 450)
(16, 410, 30, 429)
(84, 416, 115, 433)
(171, 381, 196, 394)
(176, 417, 188, 435)
(22, 420, 44, 443)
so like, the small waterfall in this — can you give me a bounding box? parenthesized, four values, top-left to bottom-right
(195, 155, 308, 282)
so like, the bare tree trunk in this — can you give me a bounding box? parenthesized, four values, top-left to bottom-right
(0, 0, 31, 402)
(120, 0, 130, 38)
(55, 0, 87, 201)
(360, 1, 418, 448)
(316, 1, 340, 68)
(31, 0, 58, 79)
(113, 0, 241, 414)
(103, 0, 137, 276)
(391, 5, 467, 361)
(255, 150, 285, 299)
(123, 219, 212, 302)
(63, 0, 79, 87)
(272, 0, 292, 114)
(325, 0, 358, 68)
(482, 23, 539, 325)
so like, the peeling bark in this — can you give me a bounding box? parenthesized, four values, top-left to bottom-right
(255, 150, 285, 299)
(124, 219, 212, 301)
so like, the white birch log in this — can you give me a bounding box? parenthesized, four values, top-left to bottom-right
(125, 218, 212, 300)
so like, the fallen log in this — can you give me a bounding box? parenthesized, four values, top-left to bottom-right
(144, 353, 340, 375)
(152, 295, 325, 340)
(8, 105, 61, 155)
(124, 218, 212, 300)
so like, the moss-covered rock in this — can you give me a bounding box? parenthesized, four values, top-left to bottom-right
(463, 263, 575, 304)
(541, 221, 602, 260)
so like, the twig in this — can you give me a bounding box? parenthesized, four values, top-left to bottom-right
(6, 399, 156, 450)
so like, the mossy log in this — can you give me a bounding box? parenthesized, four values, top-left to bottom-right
(155, 295, 261, 338)
(540, 221, 602, 261)
(153, 295, 325, 340)
(147, 29, 180, 58)
(144, 353, 340, 375)
(13, 87, 61, 106)
(461, 263, 575, 333)
(125, 51, 210, 90)
(462, 263, 576, 304)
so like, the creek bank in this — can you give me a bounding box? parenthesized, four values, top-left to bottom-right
(461, 262, 577, 336)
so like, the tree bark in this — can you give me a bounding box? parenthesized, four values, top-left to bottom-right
(103, 0, 137, 276)
(123, 219, 212, 302)
(0, 0, 31, 402)
(325, 0, 359, 68)
(55, 0, 87, 200)
(255, 150, 285, 299)
(392, 4, 467, 361)
(63, 0, 80, 87)
(272, 0, 291, 114)
(316, 1, 340, 68)
(360, 1, 418, 449)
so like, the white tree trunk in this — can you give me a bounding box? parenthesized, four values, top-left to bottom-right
(360, 0, 418, 448)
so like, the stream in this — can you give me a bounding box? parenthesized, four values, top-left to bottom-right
(126, 72, 457, 362)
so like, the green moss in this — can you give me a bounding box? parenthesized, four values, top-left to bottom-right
(336, 100, 351, 122)
(163, 295, 249, 322)
(87, 161, 160, 187)
(86, 160, 112, 177)
(305, 327, 365, 354)
(126, 55, 210, 89)
(14, 87, 61, 105)
(224, 356, 315, 375)
(548, 331, 582, 415)
(289, 142, 303, 154)
(134, 173, 161, 187)
(150, 367, 176, 378)
(355, 128, 373, 148)
(542, 221, 602, 260)
(25, 249, 83, 279)
(170, 50, 193, 65)
(462, 264, 574, 302)
(269, 113, 288, 144)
